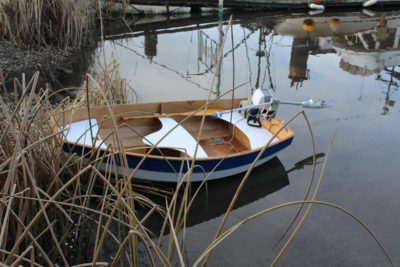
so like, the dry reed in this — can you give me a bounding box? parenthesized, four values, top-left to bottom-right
(0, 69, 165, 265)
(0, 0, 96, 49)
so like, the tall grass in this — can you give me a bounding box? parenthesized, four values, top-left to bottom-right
(0, 0, 97, 49)
(0, 70, 164, 265)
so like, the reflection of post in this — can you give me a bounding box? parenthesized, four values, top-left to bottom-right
(382, 67, 397, 115)
(144, 30, 158, 62)
(287, 19, 318, 89)
(216, 17, 223, 97)
(197, 31, 218, 73)
(218, 0, 223, 18)
(255, 28, 266, 89)
(289, 37, 310, 88)
(198, 30, 201, 73)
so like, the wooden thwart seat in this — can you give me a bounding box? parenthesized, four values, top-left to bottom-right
(100, 128, 146, 148)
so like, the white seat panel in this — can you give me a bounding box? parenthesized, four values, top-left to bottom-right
(143, 117, 208, 158)
(60, 119, 107, 149)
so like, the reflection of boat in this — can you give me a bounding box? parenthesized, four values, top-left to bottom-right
(378, 66, 399, 114)
(273, 13, 400, 39)
(336, 46, 400, 75)
(55, 90, 295, 182)
(274, 13, 400, 38)
(332, 15, 400, 75)
(136, 156, 289, 232)
(139, 152, 328, 233)
(186, 156, 289, 226)
(270, 12, 400, 80)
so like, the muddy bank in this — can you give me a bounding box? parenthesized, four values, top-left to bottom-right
(0, 41, 97, 102)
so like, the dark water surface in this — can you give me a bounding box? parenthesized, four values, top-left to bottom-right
(97, 9, 400, 266)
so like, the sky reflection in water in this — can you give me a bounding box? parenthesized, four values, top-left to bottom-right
(100, 10, 400, 266)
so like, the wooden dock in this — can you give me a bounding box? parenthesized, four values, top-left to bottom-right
(127, 0, 400, 9)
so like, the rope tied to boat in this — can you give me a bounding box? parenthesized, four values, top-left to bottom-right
(207, 116, 243, 153)
(208, 137, 241, 153)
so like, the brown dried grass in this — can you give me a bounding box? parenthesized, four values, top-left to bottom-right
(0, 0, 96, 49)
(0, 69, 163, 265)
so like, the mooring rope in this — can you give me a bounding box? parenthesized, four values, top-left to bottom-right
(207, 116, 244, 153)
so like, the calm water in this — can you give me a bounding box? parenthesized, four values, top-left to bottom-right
(95, 10, 400, 266)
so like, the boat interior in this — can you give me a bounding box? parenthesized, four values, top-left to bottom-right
(54, 99, 294, 159)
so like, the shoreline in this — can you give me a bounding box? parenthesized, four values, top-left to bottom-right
(0, 41, 97, 101)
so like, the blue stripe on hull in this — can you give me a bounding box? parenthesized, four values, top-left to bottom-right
(63, 137, 293, 178)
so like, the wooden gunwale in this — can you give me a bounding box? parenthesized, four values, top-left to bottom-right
(54, 98, 294, 161)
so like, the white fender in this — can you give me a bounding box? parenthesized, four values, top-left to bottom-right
(309, 3, 325, 10)
(362, 8, 375, 17)
(363, 0, 378, 7)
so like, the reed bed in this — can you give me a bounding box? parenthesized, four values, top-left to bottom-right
(0, 57, 214, 265)
(0, 70, 166, 265)
(0, 0, 97, 49)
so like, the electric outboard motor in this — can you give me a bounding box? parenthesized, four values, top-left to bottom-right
(212, 88, 327, 121)
(252, 88, 273, 105)
(252, 88, 279, 120)
(235, 89, 280, 127)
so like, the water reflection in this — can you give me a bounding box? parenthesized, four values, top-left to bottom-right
(136, 157, 289, 235)
(135, 152, 331, 235)
(286, 152, 325, 173)
(95, 10, 400, 265)
(144, 30, 158, 61)
(64, 10, 400, 266)
(187, 157, 289, 226)
(271, 13, 400, 88)
(100, 11, 396, 111)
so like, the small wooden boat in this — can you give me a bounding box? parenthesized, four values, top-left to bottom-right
(54, 89, 324, 182)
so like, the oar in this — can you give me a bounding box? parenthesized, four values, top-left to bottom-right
(120, 108, 224, 121)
